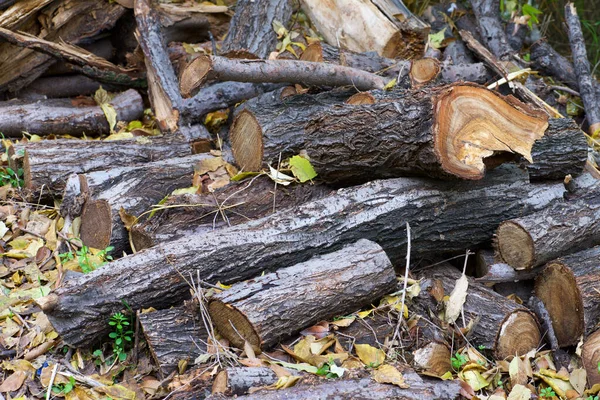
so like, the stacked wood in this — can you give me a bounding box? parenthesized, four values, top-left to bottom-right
(208, 239, 397, 352)
(37, 165, 566, 347)
(212, 367, 278, 396)
(474, 249, 535, 303)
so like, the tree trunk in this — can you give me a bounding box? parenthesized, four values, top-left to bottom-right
(9, 134, 192, 194)
(130, 176, 333, 251)
(413, 265, 541, 359)
(208, 239, 396, 353)
(495, 176, 600, 270)
(212, 367, 278, 396)
(534, 246, 600, 347)
(38, 165, 565, 347)
(139, 303, 207, 374)
(0, 89, 143, 137)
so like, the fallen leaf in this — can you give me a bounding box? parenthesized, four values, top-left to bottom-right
(372, 364, 409, 388)
(509, 356, 528, 386)
(355, 344, 385, 368)
(570, 368, 586, 395)
(330, 317, 355, 328)
(0, 370, 27, 392)
(461, 369, 489, 391)
(288, 155, 317, 183)
(507, 384, 532, 400)
(445, 273, 468, 323)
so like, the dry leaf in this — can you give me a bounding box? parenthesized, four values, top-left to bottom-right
(0, 370, 27, 392)
(445, 274, 468, 323)
(354, 344, 385, 368)
(507, 384, 532, 400)
(570, 368, 586, 395)
(509, 356, 528, 387)
(372, 364, 409, 388)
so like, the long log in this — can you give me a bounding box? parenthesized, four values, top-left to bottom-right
(230, 83, 550, 181)
(9, 135, 192, 194)
(38, 165, 565, 347)
(413, 264, 540, 359)
(212, 367, 278, 396)
(130, 176, 333, 251)
(495, 175, 600, 270)
(209, 239, 396, 353)
(534, 246, 600, 347)
(0, 89, 143, 137)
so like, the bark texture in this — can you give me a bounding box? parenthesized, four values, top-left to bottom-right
(469, 0, 513, 60)
(212, 367, 278, 396)
(39, 165, 565, 347)
(16, 75, 106, 100)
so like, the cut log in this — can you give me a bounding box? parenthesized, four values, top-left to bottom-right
(474, 249, 534, 303)
(0, 89, 143, 137)
(79, 153, 221, 255)
(413, 264, 541, 359)
(534, 246, 600, 347)
(582, 329, 600, 386)
(179, 55, 387, 98)
(300, 0, 428, 59)
(38, 165, 566, 347)
(130, 176, 333, 251)
(409, 58, 441, 87)
(9, 135, 192, 194)
(469, 0, 513, 60)
(209, 239, 396, 352)
(212, 367, 278, 396)
(231, 83, 550, 180)
(495, 175, 600, 270)
(220, 0, 293, 59)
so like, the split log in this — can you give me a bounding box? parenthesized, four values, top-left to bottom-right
(582, 329, 600, 386)
(179, 56, 387, 98)
(534, 246, 600, 347)
(212, 367, 278, 396)
(38, 165, 566, 347)
(300, 0, 428, 59)
(208, 239, 396, 352)
(79, 153, 221, 256)
(495, 176, 600, 270)
(139, 304, 207, 374)
(231, 83, 550, 181)
(9, 135, 191, 194)
(0, 89, 143, 137)
(220, 0, 293, 59)
(413, 264, 540, 359)
(469, 0, 513, 60)
(130, 176, 333, 251)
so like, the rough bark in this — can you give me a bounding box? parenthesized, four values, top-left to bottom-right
(530, 39, 579, 90)
(212, 367, 278, 396)
(43, 39, 115, 76)
(38, 165, 565, 347)
(535, 246, 600, 347)
(9, 134, 191, 194)
(139, 303, 207, 374)
(230, 83, 550, 180)
(208, 240, 396, 352)
(130, 176, 333, 251)
(0, 89, 143, 137)
(220, 0, 292, 59)
(79, 153, 220, 256)
(413, 265, 541, 359)
(495, 175, 600, 270)
(469, 0, 513, 60)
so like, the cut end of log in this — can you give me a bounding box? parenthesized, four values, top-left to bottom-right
(346, 92, 376, 105)
(412, 342, 451, 377)
(80, 199, 113, 250)
(583, 329, 600, 386)
(409, 58, 440, 87)
(495, 310, 540, 359)
(299, 42, 325, 63)
(208, 299, 262, 353)
(180, 55, 212, 98)
(535, 262, 583, 346)
(434, 84, 549, 180)
(495, 221, 535, 270)
(230, 109, 264, 172)
(36, 293, 59, 312)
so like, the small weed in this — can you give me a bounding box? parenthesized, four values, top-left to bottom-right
(587, 396, 599, 400)
(108, 312, 133, 362)
(52, 376, 75, 395)
(59, 245, 113, 273)
(315, 359, 344, 378)
(451, 352, 468, 371)
(0, 167, 24, 188)
(539, 387, 556, 399)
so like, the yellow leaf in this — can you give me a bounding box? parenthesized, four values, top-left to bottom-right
(105, 130, 134, 141)
(171, 186, 200, 196)
(383, 78, 397, 90)
(440, 371, 454, 380)
(508, 384, 532, 400)
(354, 344, 385, 368)
(445, 274, 468, 323)
(372, 364, 409, 388)
(93, 86, 111, 105)
(357, 309, 373, 319)
(331, 317, 356, 327)
(94, 384, 137, 400)
(289, 155, 317, 182)
(272, 375, 301, 389)
(460, 370, 489, 391)
(428, 27, 447, 49)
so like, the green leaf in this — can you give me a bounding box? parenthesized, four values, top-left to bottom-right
(428, 27, 447, 49)
(127, 120, 143, 130)
(288, 155, 317, 183)
(231, 171, 262, 182)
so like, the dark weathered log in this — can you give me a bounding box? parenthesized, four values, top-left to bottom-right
(139, 303, 207, 374)
(220, 0, 292, 59)
(0, 89, 143, 137)
(130, 176, 333, 251)
(469, 0, 513, 60)
(495, 175, 600, 270)
(565, 2, 600, 135)
(9, 135, 191, 194)
(38, 165, 565, 347)
(527, 295, 569, 369)
(535, 246, 600, 347)
(43, 39, 115, 76)
(209, 240, 396, 352)
(413, 265, 540, 359)
(474, 249, 534, 303)
(79, 153, 220, 255)
(443, 40, 476, 65)
(212, 367, 278, 396)
(530, 39, 579, 90)
(16, 75, 107, 100)
(582, 329, 600, 386)
(231, 83, 550, 180)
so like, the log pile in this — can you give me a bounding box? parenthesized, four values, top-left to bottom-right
(0, 0, 598, 398)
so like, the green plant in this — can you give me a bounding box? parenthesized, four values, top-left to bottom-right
(586, 395, 599, 400)
(315, 360, 343, 378)
(52, 376, 75, 395)
(108, 312, 133, 362)
(451, 352, 468, 371)
(59, 245, 114, 273)
(500, 1, 542, 29)
(0, 167, 24, 187)
(539, 387, 556, 399)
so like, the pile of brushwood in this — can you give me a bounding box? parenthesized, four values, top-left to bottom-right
(1, 0, 600, 398)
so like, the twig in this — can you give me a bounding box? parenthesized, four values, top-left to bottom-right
(46, 363, 58, 400)
(389, 222, 411, 356)
(273, 152, 282, 213)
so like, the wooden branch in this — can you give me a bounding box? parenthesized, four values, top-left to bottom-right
(38, 165, 565, 347)
(212, 367, 278, 396)
(469, 0, 513, 60)
(180, 55, 388, 97)
(0, 89, 143, 137)
(530, 39, 579, 90)
(565, 2, 600, 134)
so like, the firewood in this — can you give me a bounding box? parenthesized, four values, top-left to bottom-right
(0, 89, 143, 137)
(582, 329, 600, 386)
(413, 264, 540, 359)
(43, 39, 115, 76)
(209, 240, 396, 352)
(469, 0, 513, 60)
(16, 75, 106, 100)
(212, 367, 278, 396)
(409, 58, 441, 87)
(37, 165, 565, 347)
(495, 175, 600, 270)
(534, 246, 600, 347)
(474, 249, 534, 303)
